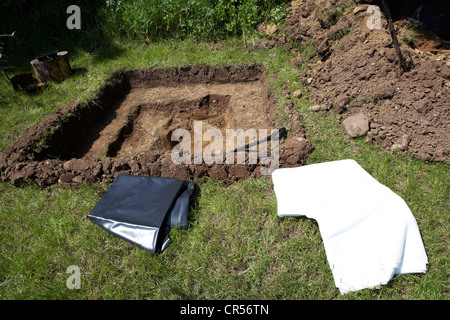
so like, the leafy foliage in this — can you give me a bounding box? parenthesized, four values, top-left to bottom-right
(101, 0, 290, 41)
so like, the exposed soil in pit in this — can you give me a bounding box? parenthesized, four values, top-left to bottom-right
(0, 64, 313, 187)
(87, 81, 272, 159)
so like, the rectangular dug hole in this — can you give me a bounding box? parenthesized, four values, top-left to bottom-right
(34, 64, 275, 161)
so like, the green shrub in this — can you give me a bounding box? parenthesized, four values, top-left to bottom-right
(100, 0, 290, 41)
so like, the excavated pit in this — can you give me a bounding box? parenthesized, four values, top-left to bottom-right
(0, 64, 313, 186)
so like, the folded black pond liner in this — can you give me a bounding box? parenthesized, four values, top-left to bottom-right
(88, 175, 196, 253)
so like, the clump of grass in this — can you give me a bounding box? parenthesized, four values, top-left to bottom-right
(298, 40, 318, 61)
(330, 28, 352, 42)
(348, 95, 372, 108)
(327, 7, 345, 26)
(400, 23, 422, 47)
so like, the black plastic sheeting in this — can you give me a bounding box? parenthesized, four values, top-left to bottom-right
(88, 175, 196, 253)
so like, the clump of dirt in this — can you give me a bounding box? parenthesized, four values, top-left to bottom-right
(259, 0, 449, 162)
(0, 64, 313, 187)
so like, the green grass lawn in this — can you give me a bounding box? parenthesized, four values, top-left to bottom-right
(0, 39, 448, 300)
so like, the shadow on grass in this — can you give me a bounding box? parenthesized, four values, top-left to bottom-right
(90, 45, 127, 63)
(70, 67, 88, 78)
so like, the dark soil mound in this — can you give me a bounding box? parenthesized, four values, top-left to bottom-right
(258, 0, 449, 162)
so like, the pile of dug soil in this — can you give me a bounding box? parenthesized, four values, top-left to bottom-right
(266, 0, 449, 162)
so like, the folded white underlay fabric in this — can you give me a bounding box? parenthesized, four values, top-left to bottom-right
(272, 159, 428, 294)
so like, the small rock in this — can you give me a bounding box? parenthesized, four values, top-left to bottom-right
(257, 23, 277, 36)
(391, 135, 410, 152)
(422, 80, 434, 88)
(292, 90, 303, 99)
(416, 99, 433, 114)
(309, 105, 322, 112)
(353, 6, 365, 14)
(374, 82, 395, 100)
(343, 114, 370, 138)
(72, 175, 84, 184)
(63, 160, 74, 171)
